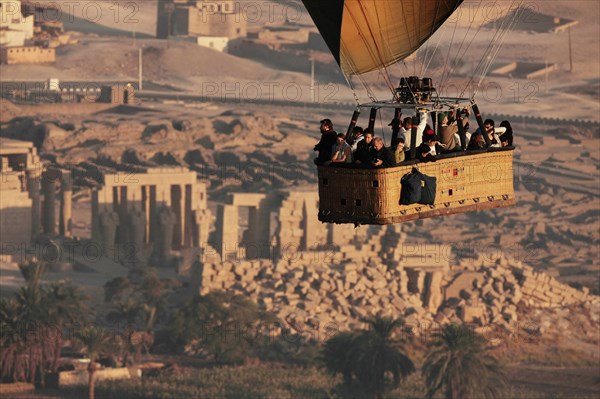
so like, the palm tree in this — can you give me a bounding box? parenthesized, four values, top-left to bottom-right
(322, 315, 415, 399)
(45, 283, 87, 372)
(353, 316, 415, 399)
(74, 325, 112, 399)
(422, 323, 506, 399)
(1, 262, 54, 384)
(0, 262, 87, 384)
(0, 297, 30, 382)
(322, 331, 356, 386)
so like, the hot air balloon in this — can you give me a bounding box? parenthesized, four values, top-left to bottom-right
(303, 0, 517, 225)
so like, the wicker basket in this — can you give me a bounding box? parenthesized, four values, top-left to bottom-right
(317, 148, 516, 224)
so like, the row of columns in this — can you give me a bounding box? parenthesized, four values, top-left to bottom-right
(92, 181, 211, 267)
(26, 168, 72, 240)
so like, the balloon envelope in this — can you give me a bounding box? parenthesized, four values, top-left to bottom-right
(302, 0, 463, 76)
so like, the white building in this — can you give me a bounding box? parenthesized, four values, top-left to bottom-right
(197, 36, 229, 52)
(0, 0, 34, 47)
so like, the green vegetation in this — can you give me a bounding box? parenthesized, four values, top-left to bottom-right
(167, 291, 284, 365)
(422, 323, 506, 399)
(322, 316, 415, 399)
(104, 269, 179, 363)
(1, 269, 596, 399)
(73, 325, 113, 399)
(0, 261, 87, 384)
(55, 364, 599, 399)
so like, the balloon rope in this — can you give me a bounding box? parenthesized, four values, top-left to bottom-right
(420, 0, 444, 78)
(474, 3, 524, 94)
(342, 72, 360, 106)
(358, 0, 396, 93)
(465, 1, 523, 99)
(439, 0, 484, 90)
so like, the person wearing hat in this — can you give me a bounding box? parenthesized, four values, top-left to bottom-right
(417, 126, 443, 162)
(314, 118, 338, 163)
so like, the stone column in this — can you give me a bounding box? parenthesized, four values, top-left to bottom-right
(302, 198, 318, 250)
(183, 184, 193, 248)
(398, 269, 409, 295)
(127, 208, 147, 268)
(215, 204, 238, 260)
(26, 169, 41, 240)
(171, 185, 183, 250)
(243, 207, 260, 259)
(406, 269, 425, 294)
(41, 169, 59, 235)
(193, 209, 211, 248)
(59, 171, 73, 237)
(423, 271, 444, 312)
(155, 205, 174, 265)
(99, 211, 119, 259)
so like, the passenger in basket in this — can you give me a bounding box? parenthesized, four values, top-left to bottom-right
(329, 133, 353, 164)
(442, 108, 471, 150)
(402, 110, 428, 150)
(389, 115, 404, 146)
(349, 126, 365, 152)
(484, 119, 502, 148)
(499, 120, 513, 147)
(354, 128, 375, 164)
(371, 137, 397, 167)
(314, 118, 337, 163)
(467, 130, 486, 150)
(417, 128, 443, 162)
(393, 137, 406, 164)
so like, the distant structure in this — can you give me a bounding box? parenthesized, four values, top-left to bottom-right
(0, 138, 72, 250)
(484, 6, 578, 33)
(0, 0, 58, 64)
(0, 0, 34, 47)
(156, 0, 247, 52)
(98, 84, 136, 104)
(91, 167, 212, 266)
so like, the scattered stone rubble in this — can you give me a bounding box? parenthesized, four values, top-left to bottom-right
(193, 224, 599, 336)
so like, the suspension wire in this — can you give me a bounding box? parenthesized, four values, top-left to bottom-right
(370, 2, 397, 95)
(373, 1, 409, 98)
(440, 0, 484, 91)
(399, 1, 415, 76)
(473, 11, 521, 97)
(460, 2, 516, 97)
(341, 2, 393, 100)
(464, 0, 523, 98)
(422, 23, 448, 78)
(341, 70, 360, 106)
(420, 0, 443, 77)
(339, 28, 376, 102)
(355, 1, 396, 93)
(437, 3, 461, 93)
(378, 107, 386, 143)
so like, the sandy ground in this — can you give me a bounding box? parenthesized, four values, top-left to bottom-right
(3, 1, 597, 119)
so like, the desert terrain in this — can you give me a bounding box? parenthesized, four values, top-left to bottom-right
(0, 0, 599, 398)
